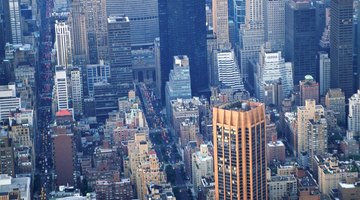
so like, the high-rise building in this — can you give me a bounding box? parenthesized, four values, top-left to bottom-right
(233, 0, 245, 44)
(255, 44, 293, 101)
(192, 144, 213, 195)
(348, 90, 360, 133)
(55, 21, 72, 68)
(215, 49, 244, 91)
(325, 88, 346, 125)
(107, 15, 133, 96)
(52, 110, 75, 186)
(70, 68, 83, 115)
(54, 0, 69, 10)
(285, 0, 317, 84)
(296, 99, 326, 160)
(264, 0, 285, 52)
(8, 0, 22, 44)
(83, 0, 108, 64)
(330, 0, 354, 98)
(213, 101, 267, 200)
(314, 0, 326, 43)
(0, 131, 15, 177)
(179, 119, 198, 147)
(238, 0, 265, 81)
(106, 0, 159, 45)
(318, 52, 331, 96)
(85, 60, 110, 96)
(93, 82, 118, 123)
(213, 0, 229, 48)
(69, 0, 88, 65)
(158, 0, 207, 99)
(165, 56, 192, 122)
(299, 75, 319, 106)
(54, 66, 69, 111)
(0, 83, 21, 121)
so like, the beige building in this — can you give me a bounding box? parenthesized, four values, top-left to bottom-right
(179, 119, 198, 147)
(268, 175, 297, 200)
(296, 99, 326, 162)
(9, 124, 32, 147)
(127, 133, 166, 200)
(212, 0, 229, 48)
(213, 101, 267, 200)
(318, 157, 358, 196)
(170, 98, 202, 136)
(325, 88, 346, 125)
(192, 144, 213, 195)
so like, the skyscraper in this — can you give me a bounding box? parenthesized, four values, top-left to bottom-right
(165, 55, 192, 120)
(348, 90, 360, 133)
(55, 21, 72, 68)
(158, 0, 207, 99)
(233, 0, 245, 44)
(239, 0, 265, 81)
(106, 0, 159, 45)
(215, 49, 244, 91)
(213, 0, 229, 48)
(264, 0, 285, 52)
(70, 68, 83, 115)
(69, 0, 88, 65)
(330, 0, 354, 98)
(296, 99, 326, 159)
(8, 0, 22, 44)
(213, 101, 267, 200)
(318, 52, 331, 96)
(107, 15, 133, 96)
(83, 0, 108, 64)
(285, 0, 317, 84)
(55, 66, 69, 111)
(255, 44, 293, 101)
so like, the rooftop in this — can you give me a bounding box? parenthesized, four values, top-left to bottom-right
(218, 101, 263, 112)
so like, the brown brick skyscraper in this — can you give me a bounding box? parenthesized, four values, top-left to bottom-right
(213, 101, 267, 200)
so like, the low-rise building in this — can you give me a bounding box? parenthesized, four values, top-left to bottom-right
(318, 157, 359, 196)
(268, 175, 297, 200)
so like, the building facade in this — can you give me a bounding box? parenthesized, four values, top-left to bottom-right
(55, 21, 72, 68)
(264, 0, 285, 52)
(285, 0, 317, 84)
(55, 66, 69, 111)
(106, 0, 159, 45)
(107, 15, 133, 96)
(213, 101, 267, 200)
(158, 0, 207, 98)
(325, 88, 346, 125)
(348, 90, 360, 133)
(330, 0, 354, 98)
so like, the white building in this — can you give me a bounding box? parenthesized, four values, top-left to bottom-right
(264, 0, 285, 52)
(55, 66, 69, 111)
(0, 83, 21, 121)
(0, 174, 30, 200)
(318, 52, 331, 96)
(71, 68, 83, 115)
(216, 49, 244, 91)
(192, 144, 214, 195)
(9, 0, 22, 44)
(55, 21, 72, 68)
(348, 90, 360, 133)
(256, 44, 293, 100)
(54, 0, 69, 11)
